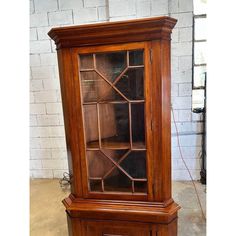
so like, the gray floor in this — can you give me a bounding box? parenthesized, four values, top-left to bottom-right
(30, 179, 206, 236)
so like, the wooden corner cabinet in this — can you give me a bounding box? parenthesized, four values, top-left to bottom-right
(48, 16, 180, 236)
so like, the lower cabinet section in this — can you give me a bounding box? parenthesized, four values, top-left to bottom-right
(67, 216, 177, 236)
(82, 220, 152, 236)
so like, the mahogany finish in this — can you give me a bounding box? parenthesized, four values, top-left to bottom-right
(49, 16, 179, 236)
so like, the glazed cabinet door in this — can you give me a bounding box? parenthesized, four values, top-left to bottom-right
(72, 42, 153, 201)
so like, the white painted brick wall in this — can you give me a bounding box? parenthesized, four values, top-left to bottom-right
(30, 0, 199, 180)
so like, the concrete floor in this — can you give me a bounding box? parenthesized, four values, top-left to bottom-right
(30, 179, 206, 236)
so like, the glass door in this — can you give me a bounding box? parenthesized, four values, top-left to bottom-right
(77, 43, 150, 199)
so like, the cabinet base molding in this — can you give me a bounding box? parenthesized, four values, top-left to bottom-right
(64, 195, 180, 236)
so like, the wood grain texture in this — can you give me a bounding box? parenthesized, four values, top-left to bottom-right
(49, 16, 179, 236)
(48, 16, 177, 49)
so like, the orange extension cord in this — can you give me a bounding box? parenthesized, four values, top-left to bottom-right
(171, 107, 206, 221)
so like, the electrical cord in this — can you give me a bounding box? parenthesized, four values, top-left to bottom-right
(171, 106, 206, 221)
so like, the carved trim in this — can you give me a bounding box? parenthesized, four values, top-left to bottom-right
(48, 16, 177, 49)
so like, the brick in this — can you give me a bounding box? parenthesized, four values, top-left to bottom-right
(49, 126, 65, 137)
(40, 53, 57, 66)
(98, 6, 108, 21)
(30, 137, 42, 148)
(30, 80, 43, 91)
(173, 122, 193, 133)
(179, 83, 192, 96)
(53, 169, 69, 178)
(109, 0, 136, 17)
(179, 27, 192, 42)
(50, 39, 57, 53)
(171, 56, 179, 72)
(43, 79, 60, 90)
(30, 115, 37, 126)
(172, 96, 192, 109)
(30, 54, 41, 66)
(50, 137, 66, 148)
(169, 0, 178, 13)
(30, 28, 37, 40)
(179, 55, 192, 71)
(34, 0, 58, 13)
(37, 26, 51, 40)
(73, 8, 98, 24)
(192, 112, 203, 121)
(172, 158, 201, 170)
(84, 0, 106, 7)
(42, 159, 68, 170)
(30, 127, 50, 138)
(172, 146, 202, 159)
(171, 12, 193, 28)
(30, 170, 53, 178)
(171, 28, 179, 43)
(151, 0, 168, 16)
(51, 149, 67, 159)
(30, 0, 35, 14)
(109, 15, 137, 22)
(178, 134, 202, 147)
(37, 114, 60, 126)
(178, 109, 192, 122)
(31, 66, 55, 79)
(30, 92, 35, 103)
(172, 69, 192, 83)
(171, 42, 192, 56)
(171, 83, 179, 97)
(179, 0, 193, 12)
(59, 0, 83, 10)
(137, 0, 151, 17)
(171, 109, 179, 122)
(48, 10, 73, 26)
(46, 103, 63, 114)
(30, 160, 42, 169)
(172, 170, 200, 181)
(34, 91, 58, 103)
(30, 13, 48, 27)
(30, 103, 46, 115)
(30, 149, 52, 159)
(30, 40, 51, 54)
(191, 122, 203, 133)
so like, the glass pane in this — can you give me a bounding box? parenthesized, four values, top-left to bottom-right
(120, 151, 146, 178)
(194, 41, 207, 64)
(96, 51, 127, 83)
(80, 54, 93, 69)
(194, 66, 206, 87)
(115, 68, 144, 100)
(102, 149, 129, 163)
(84, 104, 99, 148)
(80, 71, 125, 102)
(90, 179, 102, 191)
(129, 50, 144, 66)
(99, 103, 130, 149)
(193, 0, 207, 15)
(195, 17, 207, 40)
(192, 89, 205, 109)
(134, 181, 147, 193)
(87, 150, 114, 178)
(131, 103, 145, 147)
(104, 168, 132, 192)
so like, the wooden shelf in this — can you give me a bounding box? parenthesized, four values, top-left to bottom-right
(87, 140, 146, 150)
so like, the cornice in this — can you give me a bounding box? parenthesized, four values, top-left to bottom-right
(48, 16, 177, 49)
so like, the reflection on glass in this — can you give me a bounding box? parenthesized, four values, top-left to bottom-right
(90, 179, 102, 191)
(120, 151, 146, 178)
(80, 54, 93, 69)
(102, 149, 129, 163)
(84, 104, 99, 148)
(115, 68, 144, 100)
(81, 71, 124, 102)
(96, 51, 126, 82)
(129, 50, 144, 66)
(195, 18, 207, 40)
(87, 150, 114, 178)
(194, 41, 206, 64)
(194, 66, 206, 87)
(131, 103, 145, 145)
(104, 168, 132, 192)
(99, 103, 130, 148)
(134, 181, 147, 193)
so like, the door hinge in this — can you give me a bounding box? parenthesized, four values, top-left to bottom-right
(149, 48, 153, 63)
